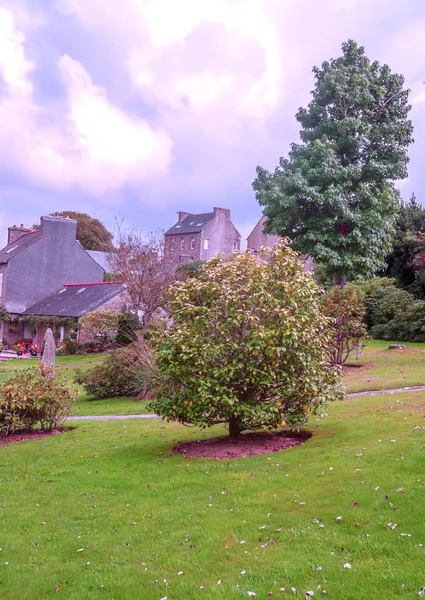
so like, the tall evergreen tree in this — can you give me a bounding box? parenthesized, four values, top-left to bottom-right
(254, 40, 414, 283)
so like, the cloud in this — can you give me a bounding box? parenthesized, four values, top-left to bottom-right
(0, 7, 33, 94)
(0, 7, 172, 196)
(1, 0, 424, 240)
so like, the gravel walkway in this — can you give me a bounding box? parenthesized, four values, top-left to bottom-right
(67, 414, 158, 421)
(65, 385, 425, 421)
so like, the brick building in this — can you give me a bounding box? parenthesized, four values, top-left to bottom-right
(164, 207, 241, 263)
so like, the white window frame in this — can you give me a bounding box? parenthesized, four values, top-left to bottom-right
(203, 238, 209, 251)
(180, 238, 185, 251)
(190, 237, 195, 250)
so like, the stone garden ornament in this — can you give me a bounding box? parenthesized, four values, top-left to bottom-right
(41, 327, 56, 377)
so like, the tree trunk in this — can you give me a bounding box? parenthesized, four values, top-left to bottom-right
(228, 414, 242, 438)
(333, 270, 346, 286)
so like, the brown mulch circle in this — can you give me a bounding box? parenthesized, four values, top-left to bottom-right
(0, 428, 71, 447)
(174, 430, 312, 460)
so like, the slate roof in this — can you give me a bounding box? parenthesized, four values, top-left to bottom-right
(0, 230, 41, 264)
(23, 282, 126, 318)
(164, 212, 214, 235)
(86, 250, 112, 272)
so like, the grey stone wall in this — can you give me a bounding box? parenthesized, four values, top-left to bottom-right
(5, 216, 104, 314)
(247, 216, 280, 251)
(200, 207, 241, 261)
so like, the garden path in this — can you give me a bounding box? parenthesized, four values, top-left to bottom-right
(66, 384, 425, 421)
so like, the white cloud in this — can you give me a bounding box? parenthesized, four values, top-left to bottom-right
(0, 7, 32, 94)
(0, 7, 172, 196)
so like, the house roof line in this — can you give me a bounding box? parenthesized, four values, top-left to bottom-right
(64, 281, 123, 287)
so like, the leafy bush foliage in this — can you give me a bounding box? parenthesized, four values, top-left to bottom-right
(76, 340, 103, 355)
(0, 366, 77, 436)
(150, 245, 344, 437)
(352, 277, 425, 342)
(79, 310, 120, 350)
(322, 286, 368, 365)
(75, 338, 155, 400)
(116, 312, 140, 346)
(57, 337, 80, 356)
(351, 277, 399, 329)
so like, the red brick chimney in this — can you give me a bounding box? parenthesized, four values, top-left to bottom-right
(7, 224, 32, 245)
(178, 211, 193, 223)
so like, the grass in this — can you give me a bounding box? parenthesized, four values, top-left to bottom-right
(344, 339, 425, 393)
(0, 390, 424, 599)
(2, 340, 425, 418)
(0, 354, 150, 417)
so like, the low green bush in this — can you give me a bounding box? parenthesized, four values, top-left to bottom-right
(76, 340, 103, 354)
(75, 338, 156, 400)
(116, 312, 140, 346)
(0, 366, 77, 437)
(352, 277, 425, 342)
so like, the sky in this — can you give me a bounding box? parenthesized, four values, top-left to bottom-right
(1, 0, 425, 248)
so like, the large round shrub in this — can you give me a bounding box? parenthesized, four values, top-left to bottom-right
(150, 244, 344, 437)
(0, 366, 76, 436)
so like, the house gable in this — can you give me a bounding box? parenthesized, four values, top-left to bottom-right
(1, 216, 105, 314)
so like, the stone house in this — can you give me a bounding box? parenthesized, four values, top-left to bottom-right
(0, 215, 122, 348)
(247, 215, 314, 272)
(23, 282, 128, 347)
(164, 207, 241, 263)
(247, 216, 280, 251)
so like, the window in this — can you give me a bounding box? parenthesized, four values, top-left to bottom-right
(203, 238, 209, 250)
(170, 239, 175, 252)
(232, 242, 239, 253)
(180, 238, 185, 250)
(59, 326, 65, 342)
(0, 273, 3, 295)
(190, 237, 195, 250)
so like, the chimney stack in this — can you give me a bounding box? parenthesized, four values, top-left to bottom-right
(178, 211, 193, 223)
(7, 224, 32, 245)
(213, 207, 230, 219)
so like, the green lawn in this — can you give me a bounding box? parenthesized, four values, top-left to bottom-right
(2, 341, 425, 418)
(344, 339, 425, 393)
(0, 389, 424, 599)
(0, 354, 150, 417)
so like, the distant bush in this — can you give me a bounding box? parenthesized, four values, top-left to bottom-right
(352, 277, 425, 342)
(350, 277, 398, 329)
(0, 366, 77, 437)
(57, 337, 80, 356)
(76, 340, 103, 354)
(75, 338, 155, 400)
(322, 286, 368, 365)
(116, 312, 140, 346)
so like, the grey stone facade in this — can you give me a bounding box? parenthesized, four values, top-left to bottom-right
(0, 216, 104, 314)
(164, 207, 241, 263)
(247, 216, 280, 251)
